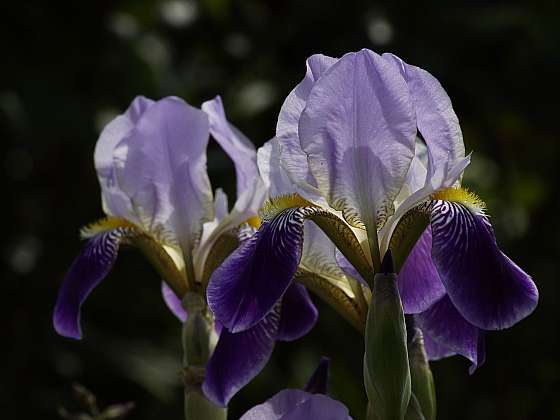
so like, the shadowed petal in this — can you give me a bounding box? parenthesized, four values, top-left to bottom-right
(430, 201, 538, 330)
(202, 96, 258, 196)
(203, 307, 280, 406)
(416, 295, 485, 372)
(207, 207, 307, 332)
(161, 282, 187, 322)
(53, 228, 130, 339)
(304, 357, 330, 395)
(422, 331, 455, 361)
(397, 227, 446, 314)
(299, 49, 416, 228)
(240, 389, 352, 420)
(277, 283, 318, 342)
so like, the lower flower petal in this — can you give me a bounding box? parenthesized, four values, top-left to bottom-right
(416, 295, 485, 372)
(161, 282, 187, 322)
(397, 227, 446, 314)
(277, 283, 318, 342)
(53, 228, 129, 339)
(430, 201, 538, 330)
(207, 207, 307, 333)
(240, 389, 352, 420)
(203, 307, 280, 406)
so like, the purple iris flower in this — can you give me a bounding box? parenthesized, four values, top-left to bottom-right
(52, 95, 317, 406)
(206, 49, 538, 371)
(240, 358, 353, 420)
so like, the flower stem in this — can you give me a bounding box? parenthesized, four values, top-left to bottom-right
(182, 293, 226, 420)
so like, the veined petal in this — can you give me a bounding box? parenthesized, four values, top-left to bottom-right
(94, 96, 154, 220)
(53, 228, 131, 339)
(299, 49, 416, 229)
(240, 389, 352, 420)
(416, 295, 485, 373)
(203, 306, 280, 406)
(207, 207, 308, 332)
(114, 97, 214, 278)
(383, 53, 465, 179)
(161, 281, 187, 322)
(277, 283, 318, 342)
(397, 228, 446, 314)
(422, 332, 456, 361)
(202, 95, 258, 195)
(430, 200, 538, 330)
(277, 54, 337, 140)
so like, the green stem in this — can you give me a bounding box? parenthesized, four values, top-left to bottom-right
(182, 293, 227, 420)
(365, 220, 382, 277)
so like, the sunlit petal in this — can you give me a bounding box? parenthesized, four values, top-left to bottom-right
(299, 49, 416, 229)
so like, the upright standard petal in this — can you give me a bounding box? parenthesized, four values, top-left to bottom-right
(397, 228, 446, 314)
(94, 96, 155, 220)
(53, 228, 130, 339)
(276, 283, 318, 342)
(203, 307, 281, 406)
(277, 54, 337, 140)
(202, 95, 258, 195)
(240, 389, 352, 420)
(298, 49, 416, 230)
(383, 53, 465, 179)
(430, 200, 538, 330)
(207, 207, 308, 332)
(416, 295, 485, 373)
(114, 97, 214, 276)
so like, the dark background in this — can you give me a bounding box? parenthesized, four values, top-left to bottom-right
(2, 1, 559, 419)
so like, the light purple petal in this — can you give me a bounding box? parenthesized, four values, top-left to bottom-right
(416, 295, 485, 373)
(115, 97, 214, 273)
(397, 227, 446, 314)
(277, 283, 318, 342)
(202, 95, 258, 196)
(299, 49, 416, 229)
(240, 389, 352, 420)
(383, 53, 465, 180)
(161, 281, 187, 322)
(203, 307, 280, 406)
(94, 96, 154, 220)
(277, 54, 337, 141)
(430, 201, 538, 330)
(207, 207, 306, 333)
(304, 357, 330, 395)
(53, 228, 129, 339)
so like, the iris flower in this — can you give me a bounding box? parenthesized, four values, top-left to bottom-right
(52, 95, 318, 406)
(207, 49, 538, 370)
(240, 358, 352, 420)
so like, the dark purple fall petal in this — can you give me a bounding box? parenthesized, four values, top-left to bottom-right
(397, 227, 446, 314)
(421, 331, 456, 361)
(416, 295, 485, 372)
(430, 201, 538, 330)
(277, 283, 318, 342)
(203, 307, 281, 406)
(304, 357, 330, 395)
(53, 228, 129, 339)
(240, 389, 352, 420)
(161, 282, 187, 322)
(207, 208, 307, 333)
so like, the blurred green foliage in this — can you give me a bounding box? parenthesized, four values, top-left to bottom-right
(2, 0, 559, 419)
